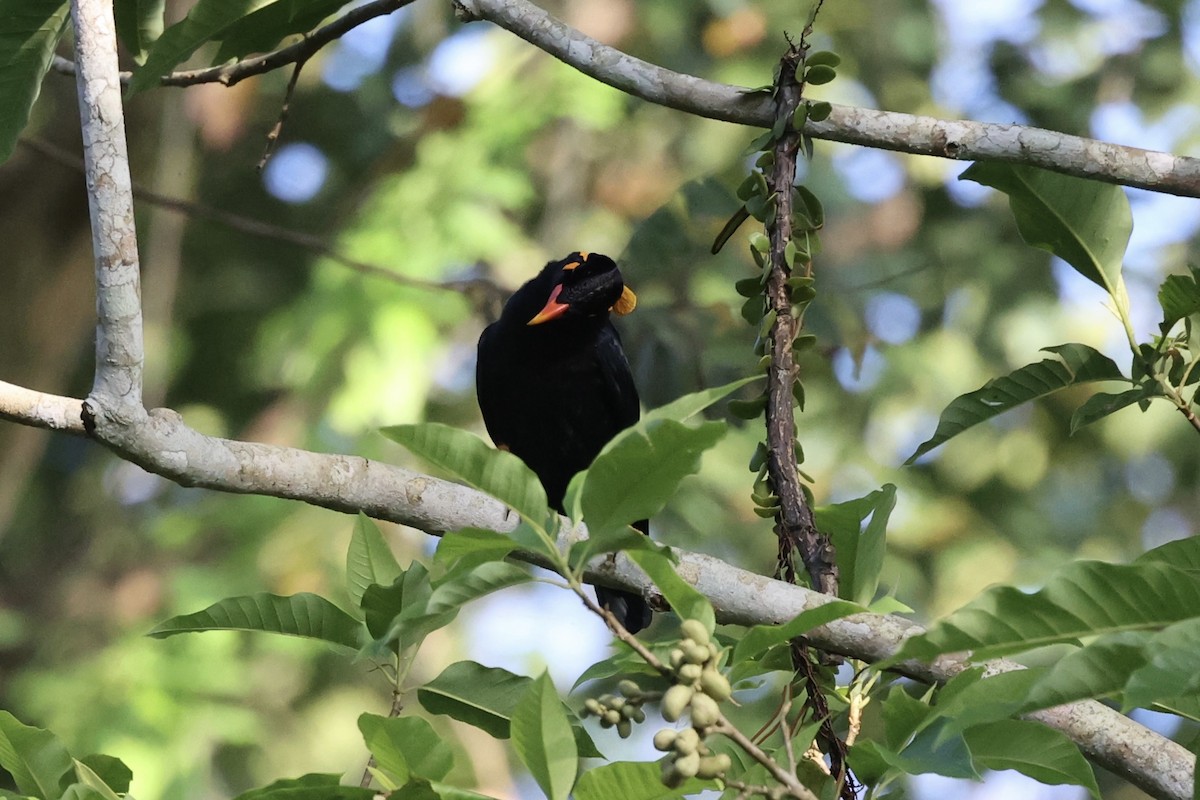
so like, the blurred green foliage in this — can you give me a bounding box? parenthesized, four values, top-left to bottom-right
(2, 0, 1199, 797)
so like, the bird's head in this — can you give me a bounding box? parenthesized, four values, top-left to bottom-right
(526, 252, 637, 326)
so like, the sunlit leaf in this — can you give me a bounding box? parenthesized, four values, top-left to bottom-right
(230, 773, 374, 800)
(906, 344, 1126, 464)
(640, 377, 763, 425)
(511, 672, 578, 800)
(580, 418, 725, 541)
(1123, 617, 1200, 711)
(66, 755, 132, 796)
(815, 485, 894, 604)
(892, 559, 1200, 663)
(358, 714, 454, 785)
(0, 711, 72, 799)
(0, 0, 69, 164)
(347, 513, 403, 610)
(574, 761, 714, 800)
(732, 600, 863, 664)
(418, 661, 532, 739)
(1019, 632, 1150, 713)
(1136, 535, 1200, 572)
(146, 592, 363, 650)
(931, 668, 1044, 734)
(1157, 266, 1200, 331)
(382, 423, 549, 531)
(68, 760, 121, 800)
(434, 528, 519, 573)
(627, 549, 714, 632)
(417, 662, 601, 758)
(960, 162, 1131, 294)
(964, 720, 1099, 799)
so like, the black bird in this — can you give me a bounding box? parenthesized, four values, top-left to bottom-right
(476, 252, 652, 633)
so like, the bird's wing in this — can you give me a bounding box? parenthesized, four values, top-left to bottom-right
(596, 322, 641, 430)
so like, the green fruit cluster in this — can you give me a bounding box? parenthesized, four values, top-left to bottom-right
(654, 619, 735, 786)
(581, 679, 647, 739)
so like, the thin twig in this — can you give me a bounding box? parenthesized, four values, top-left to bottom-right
(18, 137, 507, 304)
(258, 54, 310, 171)
(712, 719, 821, 800)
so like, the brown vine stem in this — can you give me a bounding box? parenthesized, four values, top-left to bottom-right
(763, 47, 838, 597)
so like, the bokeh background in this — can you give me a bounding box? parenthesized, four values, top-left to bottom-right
(2, 0, 1199, 797)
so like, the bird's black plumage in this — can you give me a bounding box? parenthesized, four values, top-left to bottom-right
(476, 252, 652, 633)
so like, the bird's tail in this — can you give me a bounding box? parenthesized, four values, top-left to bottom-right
(596, 587, 652, 634)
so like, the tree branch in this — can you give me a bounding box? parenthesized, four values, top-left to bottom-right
(23, 2, 1194, 799)
(50, 0, 1200, 197)
(2, 376, 1195, 800)
(453, 0, 1200, 198)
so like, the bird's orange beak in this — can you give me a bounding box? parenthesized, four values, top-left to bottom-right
(527, 284, 570, 326)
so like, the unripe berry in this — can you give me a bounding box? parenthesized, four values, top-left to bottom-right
(690, 693, 721, 728)
(661, 684, 695, 722)
(680, 619, 711, 646)
(700, 668, 732, 701)
(653, 729, 678, 751)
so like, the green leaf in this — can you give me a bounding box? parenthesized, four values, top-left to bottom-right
(964, 720, 1100, 799)
(67, 755, 131, 796)
(960, 162, 1131, 294)
(1019, 633, 1150, 713)
(1137, 534, 1200, 571)
(891, 559, 1200, 663)
(129, 0, 280, 93)
(347, 513, 404, 610)
(1123, 617, 1200, 711)
(732, 600, 863, 664)
(212, 0, 348, 62)
(856, 701, 978, 780)
(574, 761, 714, 800)
(1069, 386, 1157, 433)
(395, 780, 496, 800)
(906, 344, 1126, 464)
(417, 662, 599, 757)
(382, 423, 549, 530)
(1157, 267, 1200, 331)
(68, 760, 121, 800)
(627, 549, 714, 632)
(0, 711, 73, 799)
(146, 592, 363, 650)
(231, 773, 374, 800)
(815, 485, 894, 604)
(374, 562, 530, 653)
(434, 528, 519, 573)
(59, 787, 106, 800)
(418, 661, 533, 739)
(358, 714, 454, 785)
(932, 668, 1046, 733)
(510, 672, 578, 800)
(114, 0, 165, 62)
(579, 419, 725, 540)
(641, 377, 763, 425)
(0, 0, 70, 164)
